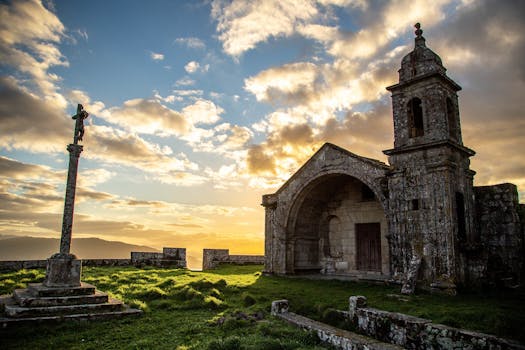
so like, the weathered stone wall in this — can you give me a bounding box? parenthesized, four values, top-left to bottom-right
(348, 295, 524, 349)
(131, 247, 186, 268)
(386, 145, 476, 291)
(469, 183, 524, 286)
(130, 252, 164, 262)
(163, 247, 186, 261)
(271, 299, 403, 350)
(1, 247, 188, 272)
(0, 259, 131, 272)
(202, 249, 264, 270)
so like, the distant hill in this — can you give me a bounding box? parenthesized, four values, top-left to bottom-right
(0, 234, 17, 240)
(0, 236, 159, 260)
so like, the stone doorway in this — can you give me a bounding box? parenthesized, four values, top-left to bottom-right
(355, 223, 381, 271)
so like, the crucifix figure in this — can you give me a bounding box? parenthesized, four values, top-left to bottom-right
(72, 104, 89, 144)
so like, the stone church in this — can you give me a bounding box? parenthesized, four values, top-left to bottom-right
(261, 25, 524, 293)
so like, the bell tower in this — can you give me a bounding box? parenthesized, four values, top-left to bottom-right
(384, 24, 476, 293)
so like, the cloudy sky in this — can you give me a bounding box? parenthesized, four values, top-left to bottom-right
(1, 0, 523, 267)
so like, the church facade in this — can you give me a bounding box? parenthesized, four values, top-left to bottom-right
(261, 25, 524, 293)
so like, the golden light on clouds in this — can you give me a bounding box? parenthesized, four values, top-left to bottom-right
(0, 0, 523, 267)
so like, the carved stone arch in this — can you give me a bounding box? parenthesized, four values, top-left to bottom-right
(284, 168, 388, 232)
(283, 167, 390, 275)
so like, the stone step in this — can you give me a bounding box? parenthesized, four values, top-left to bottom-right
(13, 289, 109, 307)
(27, 282, 96, 297)
(4, 296, 125, 318)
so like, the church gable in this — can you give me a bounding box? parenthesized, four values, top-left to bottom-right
(270, 143, 390, 204)
(262, 143, 391, 276)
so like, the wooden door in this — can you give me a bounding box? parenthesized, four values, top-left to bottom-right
(356, 223, 381, 271)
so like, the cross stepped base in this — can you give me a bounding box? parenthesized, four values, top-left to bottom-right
(0, 282, 141, 328)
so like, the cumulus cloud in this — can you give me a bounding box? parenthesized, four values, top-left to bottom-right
(244, 48, 400, 128)
(150, 52, 165, 61)
(425, 0, 525, 197)
(85, 125, 199, 173)
(235, 0, 455, 188)
(0, 155, 57, 180)
(247, 144, 276, 176)
(66, 89, 106, 116)
(240, 49, 400, 186)
(0, 0, 68, 104)
(326, 0, 449, 60)
(174, 37, 206, 49)
(182, 99, 223, 125)
(215, 124, 253, 151)
(106, 98, 189, 136)
(239, 0, 524, 199)
(175, 77, 196, 86)
(184, 60, 200, 73)
(0, 156, 115, 222)
(245, 62, 319, 104)
(184, 61, 209, 74)
(0, 84, 207, 186)
(0, 77, 70, 152)
(211, 0, 319, 57)
(172, 89, 203, 97)
(211, 0, 448, 60)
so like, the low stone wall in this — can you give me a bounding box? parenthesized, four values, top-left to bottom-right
(202, 249, 264, 270)
(82, 259, 131, 267)
(131, 247, 186, 268)
(1, 247, 187, 272)
(271, 300, 403, 350)
(0, 259, 131, 272)
(349, 296, 524, 350)
(130, 252, 164, 261)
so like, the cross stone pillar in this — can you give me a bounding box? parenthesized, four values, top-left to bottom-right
(43, 104, 88, 288)
(59, 143, 83, 255)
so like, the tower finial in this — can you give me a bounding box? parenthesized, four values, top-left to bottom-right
(414, 23, 423, 38)
(414, 23, 425, 47)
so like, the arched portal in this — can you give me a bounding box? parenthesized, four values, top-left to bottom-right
(287, 174, 389, 276)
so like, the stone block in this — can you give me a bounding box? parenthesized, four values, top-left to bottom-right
(27, 282, 96, 297)
(43, 257, 81, 287)
(14, 288, 108, 307)
(335, 261, 348, 271)
(271, 299, 289, 315)
(163, 247, 186, 260)
(401, 254, 421, 295)
(4, 296, 124, 318)
(349, 295, 367, 321)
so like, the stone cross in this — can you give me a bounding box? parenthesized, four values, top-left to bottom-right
(72, 104, 89, 145)
(58, 104, 89, 256)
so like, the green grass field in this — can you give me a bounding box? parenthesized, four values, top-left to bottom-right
(1, 265, 524, 349)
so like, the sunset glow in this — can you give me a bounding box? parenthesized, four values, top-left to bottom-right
(1, 0, 523, 268)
